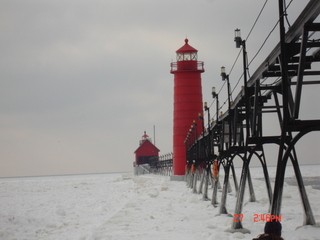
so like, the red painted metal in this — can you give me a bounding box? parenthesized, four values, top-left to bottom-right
(134, 131, 160, 165)
(171, 39, 204, 176)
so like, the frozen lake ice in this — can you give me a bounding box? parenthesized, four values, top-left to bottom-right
(1, 165, 320, 240)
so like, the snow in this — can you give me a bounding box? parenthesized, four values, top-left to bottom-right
(1, 165, 320, 240)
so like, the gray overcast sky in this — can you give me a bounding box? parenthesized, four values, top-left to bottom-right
(1, 0, 319, 177)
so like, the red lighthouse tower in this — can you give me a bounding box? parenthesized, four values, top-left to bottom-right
(170, 38, 205, 176)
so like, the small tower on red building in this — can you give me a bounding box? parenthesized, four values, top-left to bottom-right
(134, 131, 160, 166)
(170, 39, 205, 176)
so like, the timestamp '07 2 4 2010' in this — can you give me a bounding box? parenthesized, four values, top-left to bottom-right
(233, 213, 282, 223)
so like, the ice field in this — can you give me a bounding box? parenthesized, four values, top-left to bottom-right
(1, 165, 320, 240)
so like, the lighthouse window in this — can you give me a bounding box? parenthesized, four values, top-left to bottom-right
(177, 52, 197, 61)
(183, 53, 191, 61)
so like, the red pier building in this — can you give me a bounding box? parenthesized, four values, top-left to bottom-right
(134, 131, 160, 166)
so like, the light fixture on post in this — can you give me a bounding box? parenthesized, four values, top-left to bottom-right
(220, 66, 231, 111)
(220, 66, 227, 81)
(234, 28, 242, 48)
(204, 102, 210, 129)
(204, 101, 208, 111)
(234, 28, 247, 89)
(211, 87, 217, 98)
(212, 87, 219, 123)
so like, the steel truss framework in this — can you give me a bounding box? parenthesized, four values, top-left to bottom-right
(185, 0, 320, 232)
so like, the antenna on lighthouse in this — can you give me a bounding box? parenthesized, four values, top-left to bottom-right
(153, 125, 156, 146)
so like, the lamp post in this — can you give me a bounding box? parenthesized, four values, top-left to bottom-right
(192, 120, 198, 193)
(234, 28, 250, 140)
(203, 102, 211, 200)
(220, 66, 231, 112)
(204, 102, 211, 158)
(231, 28, 252, 230)
(212, 87, 219, 123)
(204, 102, 210, 129)
(199, 112, 205, 136)
(234, 28, 248, 98)
(221, 66, 232, 147)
